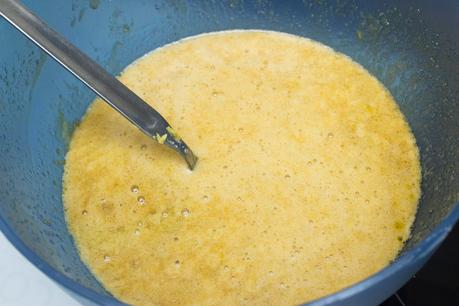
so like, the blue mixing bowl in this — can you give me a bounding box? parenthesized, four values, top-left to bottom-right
(0, 1, 458, 305)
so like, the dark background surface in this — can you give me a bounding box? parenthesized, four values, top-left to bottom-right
(381, 222, 459, 306)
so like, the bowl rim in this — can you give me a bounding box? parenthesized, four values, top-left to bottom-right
(0, 203, 458, 305)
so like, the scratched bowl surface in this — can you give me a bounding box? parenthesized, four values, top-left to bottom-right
(0, 1, 457, 305)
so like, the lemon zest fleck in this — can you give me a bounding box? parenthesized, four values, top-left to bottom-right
(156, 133, 168, 144)
(166, 126, 181, 141)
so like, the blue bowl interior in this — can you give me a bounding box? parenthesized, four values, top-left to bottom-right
(0, 0, 458, 304)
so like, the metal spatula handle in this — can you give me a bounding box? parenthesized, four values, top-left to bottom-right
(0, 0, 197, 169)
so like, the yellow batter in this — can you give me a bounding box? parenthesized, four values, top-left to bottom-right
(63, 31, 421, 305)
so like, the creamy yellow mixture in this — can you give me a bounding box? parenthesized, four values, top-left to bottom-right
(63, 31, 421, 305)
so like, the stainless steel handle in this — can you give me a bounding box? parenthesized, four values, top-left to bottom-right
(0, 0, 197, 169)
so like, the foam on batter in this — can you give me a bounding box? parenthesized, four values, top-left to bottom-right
(63, 30, 421, 305)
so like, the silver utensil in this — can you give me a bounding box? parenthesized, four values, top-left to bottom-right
(0, 0, 198, 169)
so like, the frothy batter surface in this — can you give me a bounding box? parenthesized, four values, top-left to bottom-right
(63, 31, 420, 305)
